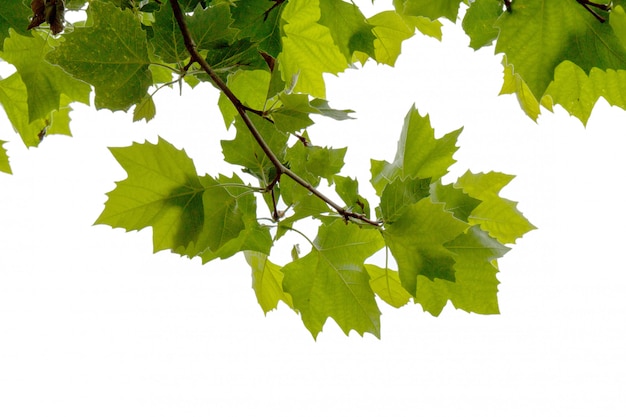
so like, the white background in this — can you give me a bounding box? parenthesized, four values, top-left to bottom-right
(1, 5, 626, 416)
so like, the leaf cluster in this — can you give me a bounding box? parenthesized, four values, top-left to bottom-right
(0, 0, 544, 337)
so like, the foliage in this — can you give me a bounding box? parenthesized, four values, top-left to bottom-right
(18, 0, 626, 338)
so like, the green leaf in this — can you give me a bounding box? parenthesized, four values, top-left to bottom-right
(368, 11, 415, 66)
(221, 113, 288, 184)
(133, 95, 156, 122)
(0, 2, 32, 49)
(402, 0, 464, 21)
(187, 3, 237, 51)
(279, 0, 348, 97)
(334, 175, 370, 217)
(309, 98, 354, 120)
(218, 70, 271, 127)
(285, 143, 346, 185)
(272, 93, 316, 133)
(366, 264, 411, 308)
(282, 220, 385, 338)
(499, 59, 543, 122)
(196, 222, 273, 263)
(318, 0, 376, 60)
(545, 61, 626, 125)
(95, 138, 206, 253)
(462, 0, 502, 50)
(0, 140, 11, 174)
(203, 39, 268, 84)
(0, 73, 71, 147)
(415, 225, 509, 316)
(245, 251, 294, 314)
(150, 0, 188, 64)
(230, 0, 285, 57)
(456, 171, 536, 244)
(495, 0, 626, 99)
(174, 173, 255, 256)
(383, 198, 468, 295)
(0, 31, 90, 122)
(379, 177, 430, 223)
(46, 0, 152, 111)
(370, 105, 460, 194)
(429, 180, 481, 223)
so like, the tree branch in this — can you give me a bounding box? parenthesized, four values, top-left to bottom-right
(169, 0, 382, 227)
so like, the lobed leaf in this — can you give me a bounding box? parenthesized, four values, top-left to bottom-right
(279, 0, 348, 97)
(0, 31, 90, 123)
(456, 171, 536, 244)
(462, 0, 502, 50)
(495, 0, 626, 100)
(318, 0, 376, 61)
(383, 198, 468, 296)
(415, 225, 509, 316)
(282, 220, 385, 338)
(370, 105, 460, 194)
(46, 0, 152, 111)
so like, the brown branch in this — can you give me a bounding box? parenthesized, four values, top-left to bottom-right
(169, 0, 382, 227)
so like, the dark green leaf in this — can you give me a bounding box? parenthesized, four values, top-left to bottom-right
(47, 0, 152, 111)
(383, 198, 468, 295)
(415, 225, 509, 316)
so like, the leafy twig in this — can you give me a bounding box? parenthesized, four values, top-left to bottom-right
(169, 0, 381, 227)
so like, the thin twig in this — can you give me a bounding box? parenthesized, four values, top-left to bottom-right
(169, 0, 382, 227)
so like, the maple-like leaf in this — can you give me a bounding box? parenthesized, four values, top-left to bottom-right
(462, 0, 502, 50)
(368, 10, 415, 66)
(221, 114, 288, 184)
(0, 73, 73, 147)
(95, 138, 206, 252)
(46, 0, 152, 111)
(150, 0, 188, 64)
(318, 0, 376, 60)
(379, 177, 430, 223)
(371, 105, 460, 194)
(187, 3, 237, 51)
(456, 171, 535, 244)
(0, 2, 32, 48)
(384, 198, 468, 296)
(546, 61, 626, 125)
(415, 225, 509, 315)
(0, 31, 90, 123)
(279, 0, 348, 97)
(429, 180, 481, 223)
(230, 0, 285, 57)
(282, 220, 385, 338)
(495, 0, 626, 99)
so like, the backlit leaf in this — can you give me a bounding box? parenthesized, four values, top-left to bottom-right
(370, 105, 460, 194)
(495, 0, 626, 99)
(383, 198, 468, 295)
(47, 0, 152, 111)
(0, 31, 90, 122)
(415, 225, 509, 315)
(456, 171, 536, 244)
(282, 220, 385, 338)
(279, 0, 348, 97)
(0, 140, 11, 174)
(245, 251, 294, 314)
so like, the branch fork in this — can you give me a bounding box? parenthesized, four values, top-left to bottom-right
(169, 0, 382, 227)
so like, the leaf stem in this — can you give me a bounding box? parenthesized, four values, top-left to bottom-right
(169, 0, 381, 228)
